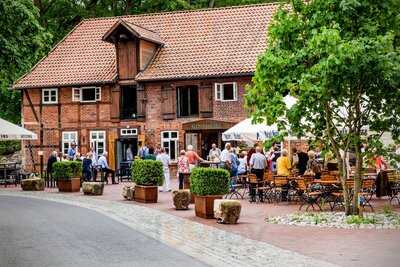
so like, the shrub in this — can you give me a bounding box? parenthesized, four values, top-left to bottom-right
(0, 141, 21, 155)
(52, 161, 73, 180)
(69, 161, 82, 177)
(190, 167, 230, 196)
(131, 160, 163, 186)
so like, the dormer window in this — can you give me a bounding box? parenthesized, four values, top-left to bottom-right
(72, 87, 101, 102)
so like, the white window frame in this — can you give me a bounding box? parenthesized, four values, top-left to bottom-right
(72, 87, 101, 103)
(214, 82, 238, 102)
(42, 88, 58, 104)
(90, 130, 106, 157)
(161, 131, 179, 161)
(62, 131, 78, 155)
(120, 128, 138, 136)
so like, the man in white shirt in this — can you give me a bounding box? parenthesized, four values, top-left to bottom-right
(208, 143, 221, 161)
(249, 146, 267, 202)
(156, 147, 171, 192)
(126, 144, 134, 162)
(220, 143, 232, 169)
(98, 151, 116, 184)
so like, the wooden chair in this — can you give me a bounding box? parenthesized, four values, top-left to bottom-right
(271, 175, 289, 202)
(388, 171, 400, 205)
(297, 178, 323, 211)
(248, 174, 265, 203)
(359, 178, 375, 211)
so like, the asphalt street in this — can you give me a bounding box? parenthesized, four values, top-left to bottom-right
(0, 196, 208, 267)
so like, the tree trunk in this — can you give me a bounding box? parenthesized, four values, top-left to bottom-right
(338, 154, 351, 215)
(208, 0, 215, 8)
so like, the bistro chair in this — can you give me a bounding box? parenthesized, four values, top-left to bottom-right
(359, 178, 375, 211)
(388, 171, 400, 205)
(297, 178, 323, 211)
(248, 173, 266, 203)
(330, 180, 355, 211)
(271, 175, 289, 203)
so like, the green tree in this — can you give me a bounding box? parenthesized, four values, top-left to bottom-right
(0, 0, 52, 123)
(246, 0, 400, 215)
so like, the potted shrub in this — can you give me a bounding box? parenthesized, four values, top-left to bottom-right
(190, 167, 230, 219)
(131, 160, 163, 203)
(53, 161, 82, 192)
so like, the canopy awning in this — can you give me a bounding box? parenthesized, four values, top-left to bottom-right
(0, 117, 37, 140)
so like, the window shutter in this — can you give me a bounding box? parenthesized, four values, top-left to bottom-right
(233, 82, 238, 101)
(215, 83, 221, 101)
(110, 85, 120, 120)
(136, 84, 146, 121)
(72, 88, 80, 102)
(161, 84, 176, 120)
(199, 82, 213, 118)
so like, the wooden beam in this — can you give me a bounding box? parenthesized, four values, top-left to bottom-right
(24, 89, 40, 123)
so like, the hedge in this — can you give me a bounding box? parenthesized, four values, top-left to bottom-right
(131, 160, 163, 186)
(0, 141, 21, 155)
(52, 161, 82, 180)
(190, 167, 230, 196)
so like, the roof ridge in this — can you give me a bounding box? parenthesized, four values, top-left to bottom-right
(83, 2, 282, 22)
(123, 20, 159, 34)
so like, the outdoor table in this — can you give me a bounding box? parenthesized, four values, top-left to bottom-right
(0, 162, 18, 187)
(199, 161, 220, 168)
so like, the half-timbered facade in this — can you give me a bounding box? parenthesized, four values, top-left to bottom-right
(14, 4, 278, 170)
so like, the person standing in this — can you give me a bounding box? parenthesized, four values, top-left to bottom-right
(144, 147, 156, 160)
(249, 146, 267, 202)
(98, 151, 116, 184)
(46, 151, 58, 179)
(177, 150, 190, 190)
(306, 150, 322, 179)
(220, 143, 232, 170)
(297, 147, 309, 175)
(139, 143, 149, 159)
(90, 147, 98, 181)
(237, 152, 247, 175)
(156, 148, 171, 192)
(186, 145, 203, 171)
(82, 152, 93, 182)
(126, 144, 134, 162)
(208, 143, 221, 162)
(67, 142, 77, 160)
(277, 149, 291, 176)
(230, 148, 239, 178)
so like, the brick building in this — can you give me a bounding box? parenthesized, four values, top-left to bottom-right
(13, 4, 278, 171)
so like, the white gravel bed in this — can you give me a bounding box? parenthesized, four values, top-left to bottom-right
(266, 211, 400, 230)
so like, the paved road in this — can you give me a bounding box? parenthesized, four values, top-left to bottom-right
(0, 196, 207, 267)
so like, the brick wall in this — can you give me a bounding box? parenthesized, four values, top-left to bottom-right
(21, 76, 251, 171)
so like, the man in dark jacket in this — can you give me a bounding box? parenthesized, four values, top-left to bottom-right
(47, 151, 58, 178)
(297, 148, 309, 175)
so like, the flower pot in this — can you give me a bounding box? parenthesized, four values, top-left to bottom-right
(134, 185, 158, 203)
(194, 195, 223, 219)
(58, 177, 81, 192)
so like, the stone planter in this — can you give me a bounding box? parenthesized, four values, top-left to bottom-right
(57, 177, 81, 192)
(194, 195, 223, 219)
(172, 190, 191, 210)
(21, 178, 44, 191)
(134, 185, 158, 203)
(214, 199, 241, 224)
(82, 182, 104, 195)
(122, 185, 135, 200)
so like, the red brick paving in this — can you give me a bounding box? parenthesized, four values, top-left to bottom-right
(4, 180, 400, 267)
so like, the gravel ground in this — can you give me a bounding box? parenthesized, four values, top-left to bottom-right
(266, 211, 400, 229)
(0, 190, 338, 267)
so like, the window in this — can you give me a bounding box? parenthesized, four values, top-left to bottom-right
(161, 131, 178, 161)
(120, 86, 137, 119)
(42, 88, 58, 104)
(90, 131, 106, 156)
(72, 87, 101, 102)
(120, 128, 138, 136)
(215, 82, 238, 101)
(177, 85, 198, 117)
(62, 131, 78, 155)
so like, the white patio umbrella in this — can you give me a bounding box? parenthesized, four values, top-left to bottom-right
(0, 117, 37, 140)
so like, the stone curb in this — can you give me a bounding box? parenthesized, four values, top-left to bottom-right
(0, 190, 339, 267)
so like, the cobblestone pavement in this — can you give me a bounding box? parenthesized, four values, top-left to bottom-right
(0, 190, 337, 267)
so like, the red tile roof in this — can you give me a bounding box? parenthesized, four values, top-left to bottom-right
(14, 3, 279, 89)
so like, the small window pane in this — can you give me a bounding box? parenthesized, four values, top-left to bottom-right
(223, 84, 234, 100)
(81, 88, 96, 101)
(171, 132, 177, 138)
(163, 132, 169, 138)
(170, 140, 177, 160)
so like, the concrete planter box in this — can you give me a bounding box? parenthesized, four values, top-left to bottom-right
(21, 178, 44, 191)
(134, 185, 158, 203)
(58, 177, 81, 192)
(194, 195, 223, 219)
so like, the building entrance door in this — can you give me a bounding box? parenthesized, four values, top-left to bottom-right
(201, 130, 221, 159)
(116, 138, 138, 169)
